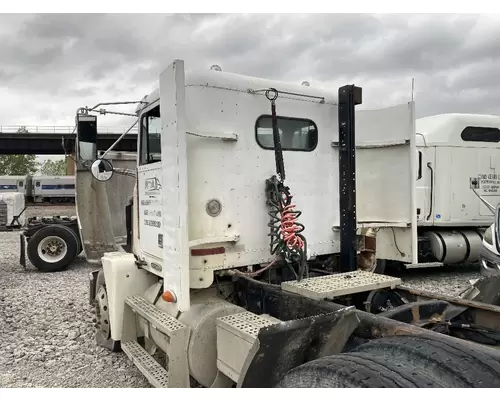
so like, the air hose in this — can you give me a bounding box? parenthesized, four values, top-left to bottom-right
(264, 89, 308, 281)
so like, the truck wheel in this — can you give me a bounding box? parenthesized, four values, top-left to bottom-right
(27, 225, 79, 272)
(56, 224, 82, 256)
(94, 271, 121, 352)
(275, 352, 433, 388)
(349, 335, 500, 388)
(67, 226, 82, 256)
(276, 335, 500, 388)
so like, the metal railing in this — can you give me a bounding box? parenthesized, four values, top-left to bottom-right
(0, 125, 139, 135)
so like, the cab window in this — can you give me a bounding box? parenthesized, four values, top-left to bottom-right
(140, 105, 161, 165)
(255, 115, 318, 151)
(461, 126, 500, 143)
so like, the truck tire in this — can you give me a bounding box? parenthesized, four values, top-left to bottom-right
(69, 227, 83, 256)
(276, 335, 500, 388)
(275, 352, 432, 388)
(27, 225, 79, 272)
(350, 335, 500, 388)
(57, 224, 82, 256)
(94, 271, 121, 352)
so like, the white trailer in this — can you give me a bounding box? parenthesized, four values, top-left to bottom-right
(30, 60, 500, 387)
(412, 114, 500, 268)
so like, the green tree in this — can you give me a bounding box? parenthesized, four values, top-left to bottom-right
(39, 159, 67, 176)
(0, 155, 38, 175)
(0, 126, 39, 176)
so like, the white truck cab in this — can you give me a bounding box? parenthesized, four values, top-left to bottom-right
(413, 114, 500, 268)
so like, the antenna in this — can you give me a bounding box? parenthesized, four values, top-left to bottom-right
(411, 78, 415, 102)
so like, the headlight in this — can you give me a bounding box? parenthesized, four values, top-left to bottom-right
(484, 226, 493, 245)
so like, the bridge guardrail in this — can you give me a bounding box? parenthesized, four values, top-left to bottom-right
(0, 125, 140, 135)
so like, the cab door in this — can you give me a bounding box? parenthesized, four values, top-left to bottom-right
(137, 59, 190, 312)
(137, 103, 163, 263)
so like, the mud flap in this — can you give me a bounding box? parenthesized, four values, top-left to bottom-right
(237, 306, 360, 388)
(19, 233, 26, 268)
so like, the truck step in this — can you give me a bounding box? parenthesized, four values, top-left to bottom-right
(281, 270, 401, 300)
(216, 312, 281, 383)
(121, 340, 169, 388)
(125, 294, 187, 336)
(218, 311, 280, 341)
(124, 295, 190, 387)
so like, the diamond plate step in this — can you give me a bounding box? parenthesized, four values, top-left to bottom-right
(125, 295, 187, 336)
(281, 270, 401, 300)
(216, 312, 281, 383)
(122, 341, 169, 388)
(124, 295, 191, 387)
(218, 312, 280, 341)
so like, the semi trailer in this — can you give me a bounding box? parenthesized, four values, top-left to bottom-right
(47, 59, 500, 388)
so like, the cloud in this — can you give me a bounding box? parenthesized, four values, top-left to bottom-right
(1, 12, 500, 135)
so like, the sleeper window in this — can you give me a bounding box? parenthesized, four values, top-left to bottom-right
(255, 115, 318, 152)
(461, 126, 500, 143)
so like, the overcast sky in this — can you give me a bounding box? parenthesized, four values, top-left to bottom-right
(1, 13, 500, 134)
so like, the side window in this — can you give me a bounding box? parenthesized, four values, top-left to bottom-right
(18, 181, 23, 187)
(140, 105, 161, 165)
(35, 181, 40, 187)
(461, 126, 500, 143)
(255, 115, 318, 152)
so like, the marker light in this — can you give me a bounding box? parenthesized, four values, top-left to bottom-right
(161, 290, 177, 303)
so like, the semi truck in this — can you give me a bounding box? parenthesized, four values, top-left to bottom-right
(48, 59, 500, 388)
(413, 114, 500, 269)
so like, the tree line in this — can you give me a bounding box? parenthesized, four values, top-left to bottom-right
(0, 155, 67, 176)
(0, 126, 68, 176)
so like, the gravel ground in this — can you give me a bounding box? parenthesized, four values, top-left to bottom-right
(401, 264, 481, 297)
(0, 205, 149, 388)
(0, 204, 482, 387)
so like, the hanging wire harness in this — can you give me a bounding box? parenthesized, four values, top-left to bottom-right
(264, 88, 308, 281)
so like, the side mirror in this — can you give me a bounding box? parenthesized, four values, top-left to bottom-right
(91, 159, 114, 182)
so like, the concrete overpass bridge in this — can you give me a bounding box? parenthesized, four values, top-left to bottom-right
(0, 125, 138, 155)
